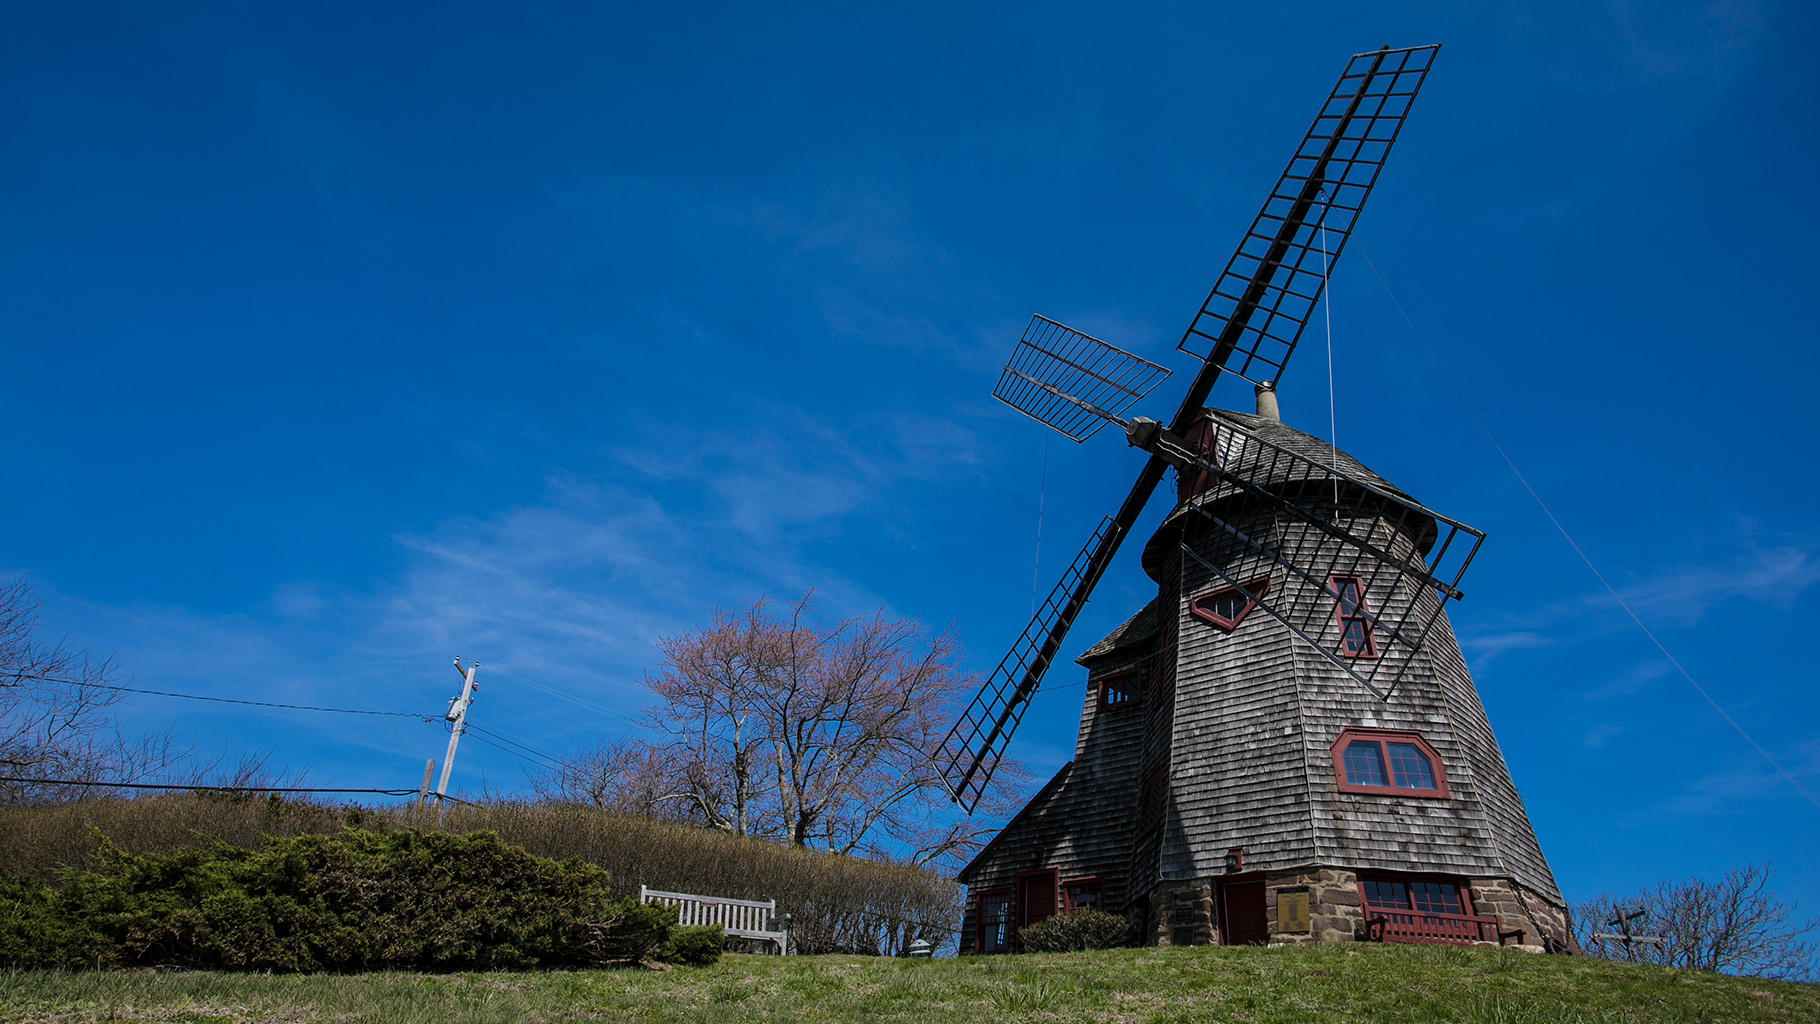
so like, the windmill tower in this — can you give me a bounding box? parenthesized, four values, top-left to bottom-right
(943, 46, 1573, 953)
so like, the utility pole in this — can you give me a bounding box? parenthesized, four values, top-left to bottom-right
(437, 657, 479, 805)
(416, 758, 435, 809)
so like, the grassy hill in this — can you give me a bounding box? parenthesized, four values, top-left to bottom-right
(3, 943, 1815, 1024)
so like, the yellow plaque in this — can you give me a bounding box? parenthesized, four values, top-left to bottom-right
(1276, 890, 1311, 933)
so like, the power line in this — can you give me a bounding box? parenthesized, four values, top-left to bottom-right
(1358, 247, 1819, 813)
(465, 724, 564, 769)
(0, 776, 480, 807)
(485, 667, 642, 726)
(463, 733, 563, 773)
(24, 675, 438, 721)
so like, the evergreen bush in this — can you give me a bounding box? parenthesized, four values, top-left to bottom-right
(661, 924, 728, 966)
(0, 828, 714, 971)
(1017, 909, 1128, 953)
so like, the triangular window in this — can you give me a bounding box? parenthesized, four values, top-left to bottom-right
(1190, 577, 1270, 631)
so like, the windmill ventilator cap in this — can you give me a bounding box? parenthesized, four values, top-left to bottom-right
(1254, 381, 1282, 422)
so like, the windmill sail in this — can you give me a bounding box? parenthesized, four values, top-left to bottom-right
(936, 515, 1123, 810)
(937, 45, 1442, 814)
(1176, 44, 1439, 379)
(995, 316, 1171, 442)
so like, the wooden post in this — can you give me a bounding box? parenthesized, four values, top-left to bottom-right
(417, 759, 435, 809)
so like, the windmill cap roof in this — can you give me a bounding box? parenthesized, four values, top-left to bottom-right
(1140, 407, 1437, 580)
(1075, 600, 1159, 665)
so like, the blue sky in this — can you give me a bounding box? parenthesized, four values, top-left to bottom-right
(4, 1, 1817, 920)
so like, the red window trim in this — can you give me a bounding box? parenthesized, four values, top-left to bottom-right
(1330, 728, 1449, 798)
(1355, 871, 1470, 915)
(1329, 574, 1379, 658)
(1061, 876, 1104, 913)
(973, 887, 1013, 954)
(1099, 668, 1141, 711)
(1136, 768, 1166, 836)
(1190, 576, 1270, 631)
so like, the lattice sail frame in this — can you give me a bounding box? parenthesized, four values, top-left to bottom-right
(935, 515, 1123, 811)
(1174, 415, 1483, 700)
(1177, 45, 1438, 382)
(994, 316, 1171, 442)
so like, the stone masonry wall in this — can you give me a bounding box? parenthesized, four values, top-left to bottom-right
(1468, 877, 1576, 953)
(1147, 879, 1215, 946)
(1139, 868, 1574, 951)
(1265, 868, 1365, 944)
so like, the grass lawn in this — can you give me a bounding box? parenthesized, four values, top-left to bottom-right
(2, 944, 1815, 1024)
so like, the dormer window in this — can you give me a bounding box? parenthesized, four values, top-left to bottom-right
(1100, 669, 1140, 710)
(1331, 728, 1448, 798)
(1191, 577, 1269, 630)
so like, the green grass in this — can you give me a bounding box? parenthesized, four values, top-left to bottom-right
(2, 944, 1814, 1023)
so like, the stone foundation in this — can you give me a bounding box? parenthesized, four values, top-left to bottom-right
(1265, 868, 1367, 943)
(1138, 867, 1573, 951)
(1466, 877, 1576, 953)
(1147, 880, 1216, 946)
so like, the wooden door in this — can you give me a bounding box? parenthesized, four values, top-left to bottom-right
(1018, 870, 1058, 930)
(1221, 881, 1269, 946)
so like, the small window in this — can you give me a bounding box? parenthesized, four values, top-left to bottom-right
(976, 890, 1012, 953)
(1063, 878, 1104, 913)
(1190, 577, 1269, 631)
(1136, 768, 1166, 835)
(1362, 877, 1464, 916)
(1100, 669, 1140, 710)
(1331, 729, 1448, 798)
(1329, 575, 1378, 658)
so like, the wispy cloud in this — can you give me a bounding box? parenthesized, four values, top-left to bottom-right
(1642, 736, 1820, 820)
(1461, 544, 1820, 668)
(1610, 546, 1820, 624)
(1604, 0, 1765, 79)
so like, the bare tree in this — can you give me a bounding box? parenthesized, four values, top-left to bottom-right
(1575, 863, 1817, 980)
(0, 576, 193, 804)
(545, 593, 1027, 869)
(531, 737, 683, 819)
(643, 600, 781, 835)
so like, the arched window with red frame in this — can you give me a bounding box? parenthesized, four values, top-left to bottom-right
(1330, 728, 1448, 798)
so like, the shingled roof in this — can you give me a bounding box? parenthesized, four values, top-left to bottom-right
(1188, 408, 1419, 508)
(1075, 600, 1158, 665)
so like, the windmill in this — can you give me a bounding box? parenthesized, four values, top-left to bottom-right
(946, 45, 1574, 954)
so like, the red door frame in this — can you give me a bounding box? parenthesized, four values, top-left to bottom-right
(1015, 868, 1060, 950)
(1218, 875, 1269, 946)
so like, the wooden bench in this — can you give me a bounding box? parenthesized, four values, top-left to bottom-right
(640, 886, 790, 955)
(1366, 910, 1525, 947)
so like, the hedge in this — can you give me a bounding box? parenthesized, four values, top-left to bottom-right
(0, 795, 961, 956)
(0, 829, 707, 971)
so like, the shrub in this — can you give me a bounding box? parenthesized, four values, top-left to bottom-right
(0, 829, 693, 971)
(1018, 909, 1128, 953)
(661, 925, 728, 966)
